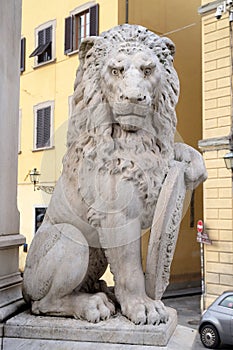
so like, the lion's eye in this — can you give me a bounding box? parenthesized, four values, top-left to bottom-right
(144, 67, 152, 76)
(112, 68, 119, 76)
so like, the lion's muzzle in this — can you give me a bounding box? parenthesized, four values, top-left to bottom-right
(112, 102, 150, 131)
(113, 102, 149, 118)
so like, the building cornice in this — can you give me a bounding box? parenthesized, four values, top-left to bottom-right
(198, 0, 223, 15)
(198, 135, 230, 152)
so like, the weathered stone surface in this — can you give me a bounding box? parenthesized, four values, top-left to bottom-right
(145, 161, 186, 300)
(0, 0, 25, 327)
(4, 308, 176, 346)
(0, 0, 21, 236)
(22, 24, 207, 327)
(3, 324, 197, 350)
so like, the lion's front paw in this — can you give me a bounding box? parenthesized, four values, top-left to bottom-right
(121, 296, 169, 325)
(174, 143, 207, 190)
(74, 292, 115, 323)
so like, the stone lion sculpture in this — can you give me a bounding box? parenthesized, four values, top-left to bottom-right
(23, 24, 207, 325)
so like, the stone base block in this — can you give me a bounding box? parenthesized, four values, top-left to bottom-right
(0, 300, 26, 322)
(4, 307, 177, 348)
(2, 326, 197, 350)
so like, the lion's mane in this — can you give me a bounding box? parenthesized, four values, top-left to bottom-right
(65, 24, 180, 228)
(67, 24, 179, 154)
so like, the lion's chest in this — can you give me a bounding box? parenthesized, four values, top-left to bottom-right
(66, 143, 168, 228)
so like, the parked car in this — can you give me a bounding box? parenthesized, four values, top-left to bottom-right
(199, 291, 233, 348)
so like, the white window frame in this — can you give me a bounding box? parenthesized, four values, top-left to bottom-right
(33, 101, 54, 151)
(33, 19, 56, 67)
(70, 1, 95, 17)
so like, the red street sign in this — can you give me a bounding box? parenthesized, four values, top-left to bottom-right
(197, 220, 212, 245)
(197, 220, 203, 233)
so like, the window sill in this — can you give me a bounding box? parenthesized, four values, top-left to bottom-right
(66, 49, 79, 57)
(32, 146, 55, 152)
(33, 58, 56, 69)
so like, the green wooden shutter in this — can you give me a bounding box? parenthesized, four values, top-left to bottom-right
(20, 37, 26, 73)
(89, 4, 99, 36)
(36, 106, 51, 148)
(64, 16, 73, 54)
(43, 106, 51, 147)
(38, 29, 45, 45)
(45, 26, 52, 43)
(36, 109, 44, 148)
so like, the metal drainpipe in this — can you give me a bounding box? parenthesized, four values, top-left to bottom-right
(126, 0, 129, 24)
(229, 10, 233, 181)
(230, 11, 233, 146)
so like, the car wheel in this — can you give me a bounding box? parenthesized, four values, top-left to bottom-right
(200, 324, 220, 349)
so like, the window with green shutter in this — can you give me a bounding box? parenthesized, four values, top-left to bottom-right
(30, 26, 52, 63)
(36, 106, 51, 149)
(64, 4, 99, 54)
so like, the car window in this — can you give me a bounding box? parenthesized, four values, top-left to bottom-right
(219, 295, 233, 309)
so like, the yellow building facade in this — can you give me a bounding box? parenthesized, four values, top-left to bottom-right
(199, 0, 233, 307)
(19, 0, 204, 294)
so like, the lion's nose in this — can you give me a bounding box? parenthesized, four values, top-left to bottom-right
(120, 90, 147, 103)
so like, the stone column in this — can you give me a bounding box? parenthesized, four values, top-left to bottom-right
(0, 0, 25, 330)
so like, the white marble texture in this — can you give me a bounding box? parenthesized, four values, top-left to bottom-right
(22, 24, 207, 327)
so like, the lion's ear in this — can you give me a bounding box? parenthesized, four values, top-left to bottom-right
(79, 37, 103, 63)
(160, 37, 176, 57)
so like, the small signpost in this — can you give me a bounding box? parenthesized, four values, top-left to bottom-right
(197, 220, 212, 312)
(196, 220, 212, 245)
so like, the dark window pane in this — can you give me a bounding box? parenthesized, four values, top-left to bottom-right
(37, 42, 52, 63)
(35, 207, 47, 233)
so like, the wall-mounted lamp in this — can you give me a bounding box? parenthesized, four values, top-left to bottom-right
(28, 168, 54, 194)
(223, 150, 233, 170)
(29, 168, 41, 190)
(215, 1, 233, 20)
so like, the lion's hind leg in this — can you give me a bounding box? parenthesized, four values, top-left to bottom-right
(23, 222, 114, 321)
(23, 222, 89, 312)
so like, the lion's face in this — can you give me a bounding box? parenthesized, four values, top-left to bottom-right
(101, 49, 162, 132)
(68, 24, 179, 160)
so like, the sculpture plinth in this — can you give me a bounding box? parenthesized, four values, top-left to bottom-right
(4, 308, 177, 349)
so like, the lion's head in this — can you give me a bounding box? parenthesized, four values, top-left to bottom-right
(67, 24, 179, 163)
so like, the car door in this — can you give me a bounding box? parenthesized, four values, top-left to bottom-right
(218, 294, 233, 344)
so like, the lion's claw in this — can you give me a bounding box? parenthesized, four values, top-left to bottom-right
(120, 296, 169, 325)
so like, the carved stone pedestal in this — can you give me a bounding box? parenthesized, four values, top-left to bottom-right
(3, 308, 180, 349)
(0, 235, 25, 322)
